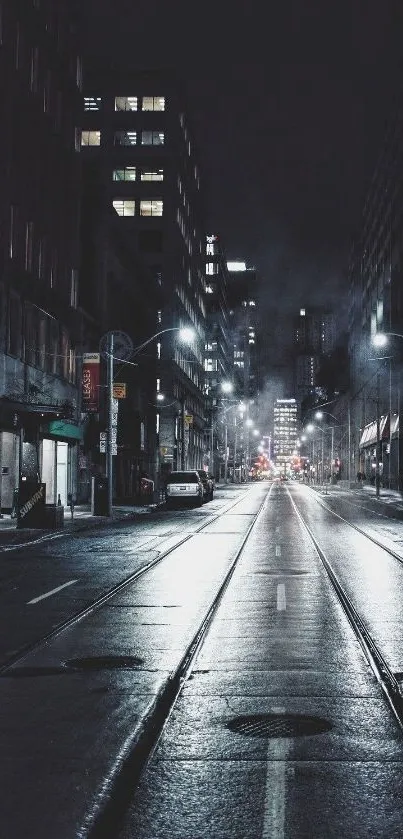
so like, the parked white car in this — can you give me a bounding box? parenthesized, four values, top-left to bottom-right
(165, 471, 204, 508)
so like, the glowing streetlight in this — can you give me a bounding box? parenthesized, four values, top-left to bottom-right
(221, 380, 234, 394)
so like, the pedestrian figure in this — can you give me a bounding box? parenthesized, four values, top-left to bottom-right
(67, 492, 74, 519)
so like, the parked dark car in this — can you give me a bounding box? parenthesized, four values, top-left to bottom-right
(197, 470, 214, 501)
(165, 471, 204, 508)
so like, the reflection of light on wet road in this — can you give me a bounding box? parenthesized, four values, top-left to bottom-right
(277, 584, 286, 611)
(262, 706, 287, 839)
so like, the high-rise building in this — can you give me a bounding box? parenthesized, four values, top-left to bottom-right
(203, 234, 233, 477)
(348, 91, 403, 487)
(80, 68, 207, 484)
(226, 261, 260, 405)
(0, 0, 82, 510)
(293, 307, 336, 411)
(273, 398, 298, 472)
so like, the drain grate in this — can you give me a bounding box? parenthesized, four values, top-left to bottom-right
(227, 713, 332, 738)
(65, 655, 144, 671)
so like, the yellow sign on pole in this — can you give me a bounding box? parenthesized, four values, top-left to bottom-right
(113, 383, 126, 399)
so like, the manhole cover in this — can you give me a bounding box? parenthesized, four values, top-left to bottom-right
(227, 713, 332, 738)
(65, 656, 144, 671)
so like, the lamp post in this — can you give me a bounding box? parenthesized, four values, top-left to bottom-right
(105, 326, 195, 515)
(221, 381, 233, 483)
(314, 410, 342, 486)
(306, 423, 326, 490)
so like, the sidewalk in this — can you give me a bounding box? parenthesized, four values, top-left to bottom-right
(0, 502, 164, 550)
(312, 478, 403, 512)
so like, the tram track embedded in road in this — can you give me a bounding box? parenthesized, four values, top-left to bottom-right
(79, 486, 270, 839)
(0, 487, 268, 676)
(288, 488, 403, 733)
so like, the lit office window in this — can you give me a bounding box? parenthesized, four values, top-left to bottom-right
(141, 169, 164, 181)
(113, 199, 136, 216)
(141, 131, 164, 145)
(115, 96, 138, 111)
(113, 167, 136, 181)
(81, 130, 100, 146)
(114, 130, 137, 145)
(84, 96, 101, 111)
(142, 96, 165, 111)
(140, 200, 163, 217)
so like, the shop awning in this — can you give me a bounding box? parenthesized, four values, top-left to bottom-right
(0, 395, 73, 419)
(359, 415, 389, 448)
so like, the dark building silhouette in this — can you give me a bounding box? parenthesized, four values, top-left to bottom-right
(0, 0, 82, 509)
(80, 67, 207, 490)
(349, 89, 403, 487)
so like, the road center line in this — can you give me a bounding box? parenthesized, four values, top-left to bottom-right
(277, 583, 286, 611)
(275, 544, 281, 557)
(27, 580, 78, 605)
(261, 706, 287, 839)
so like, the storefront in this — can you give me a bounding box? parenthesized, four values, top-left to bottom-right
(0, 398, 81, 511)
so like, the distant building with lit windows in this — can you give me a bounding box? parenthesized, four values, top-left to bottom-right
(202, 234, 233, 476)
(273, 398, 298, 470)
(226, 262, 260, 408)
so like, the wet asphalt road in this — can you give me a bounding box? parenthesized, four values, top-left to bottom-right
(2, 481, 403, 837)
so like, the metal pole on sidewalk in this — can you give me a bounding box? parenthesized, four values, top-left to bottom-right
(224, 418, 228, 483)
(107, 332, 114, 516)
(376, 369, 380, 498)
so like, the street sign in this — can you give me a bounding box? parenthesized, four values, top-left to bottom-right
(113, 383, 127, 399)
(99, 330, 133, 361)
(184, 414, 193, 426)
(100, 431, 117, 456)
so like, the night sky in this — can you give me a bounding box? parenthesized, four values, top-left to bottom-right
(81, 0, 403, 326)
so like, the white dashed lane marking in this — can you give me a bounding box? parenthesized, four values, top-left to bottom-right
(27, 579, 78, 605)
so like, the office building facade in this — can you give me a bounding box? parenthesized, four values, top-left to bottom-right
(81, 69, 207, 487)
(0, 0, 82, 509)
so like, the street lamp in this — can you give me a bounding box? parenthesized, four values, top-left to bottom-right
(314, 410, 341, 486)
(106, 326, 195, 515)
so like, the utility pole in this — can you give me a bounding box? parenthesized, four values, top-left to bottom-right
(224, 418, 228, 483)
(233, 414, 238, 483)
(107, 331, 114, 516)
(375, 369, 380, 498)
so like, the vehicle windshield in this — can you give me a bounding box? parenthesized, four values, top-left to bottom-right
(167, 472, 199, 483)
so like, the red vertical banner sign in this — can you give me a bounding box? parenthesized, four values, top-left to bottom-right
(82, 353, 100, 412)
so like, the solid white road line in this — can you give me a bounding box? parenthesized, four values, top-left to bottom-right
(277, 583, 286, 611)
(261, 706, 287, 839)
(27, 579, 78, 605)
